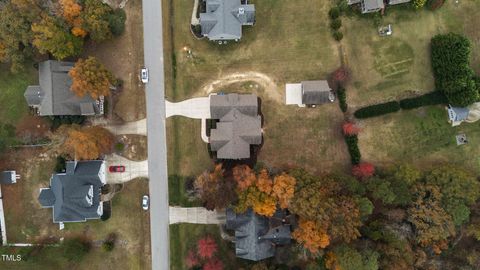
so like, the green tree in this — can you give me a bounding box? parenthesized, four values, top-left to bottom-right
(412, 0, 427, 9)
(0, 123, 16, 151)
(108, 9, 126, 36)
(425, 166, 480, 225)
(82, 0, 114, 42)
(32, 14, 83, 60)
(367, 177, 396, 205)
(330, 245, 379, 270)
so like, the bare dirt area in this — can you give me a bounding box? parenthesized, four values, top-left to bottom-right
(83, 0, 145, 122)
(15, 115, 51, 144)
(115, 134, 148, 161)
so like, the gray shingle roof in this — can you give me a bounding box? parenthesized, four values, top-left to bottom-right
(301, 80, 335, 105)
(38, 160, 106, 223)
(363, 0, 384, 12)
(1, 171, 16, 184)
(25, 61, 102, 116)
(226, 208, 292, 261)
(200, 0, 255, 41)
(209, 94, 262, 159)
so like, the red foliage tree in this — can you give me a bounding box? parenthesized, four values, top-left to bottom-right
(331, 66, 350, 87)
(342, 122, 360, 136)
(185, 250, 199, 268)
(352, 163, 375, 179)
(197, 236, 218, 259)
(203, 258, 224, 270)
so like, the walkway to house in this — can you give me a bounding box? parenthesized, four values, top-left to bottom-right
(165, 98, 211, 119)
(191, 0, 200, 25)
(106, 154, 148, 183)
(169, 206, 226, 224)
(0, 186, 7, 245)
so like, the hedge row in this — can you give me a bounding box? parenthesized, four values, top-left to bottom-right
(399, 91, 448, 110)
(338, 88, 348, 112)
(345, 135, 361, 165)
(354, 101, 400, 119)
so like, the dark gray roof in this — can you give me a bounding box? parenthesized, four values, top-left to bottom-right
(24, 61, 101, 116)
(226, 208, 291, 261)
(210, 94, 261, 159)
(301, 80, 335, 105)
(200, 0, 255, 41)
(38, 160, 106, 223)
(1, 171, 16, 184)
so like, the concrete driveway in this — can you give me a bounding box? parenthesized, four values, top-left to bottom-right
(165, 97, 211, 119)
(106, 154, 148, 184)
(169, 206, 226, 224)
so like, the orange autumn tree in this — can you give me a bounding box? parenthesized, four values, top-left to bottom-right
(272, 173, 296, 209)
(64, 126, 114, 160)
(233, 165, 256, 191)
(256, 169, 273, 194)
(59, 0, 86, 37)
(292, 219, 330, 254)
(69, 56, 114, 99)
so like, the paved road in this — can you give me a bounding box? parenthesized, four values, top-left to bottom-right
(142, 0, 169, 269)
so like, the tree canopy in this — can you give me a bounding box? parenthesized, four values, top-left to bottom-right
(69, 56, 114, 99)
(63, 125, 114, 160)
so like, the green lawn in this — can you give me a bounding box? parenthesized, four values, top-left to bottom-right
(343, 1, 480, 108)
(0, 64, 37, 125)
(359, 106, 480, 173)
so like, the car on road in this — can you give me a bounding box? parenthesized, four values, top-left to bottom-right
(109, 165, 125, 173)
(142, 195, 149, 210)
(141, 68, 149, 83)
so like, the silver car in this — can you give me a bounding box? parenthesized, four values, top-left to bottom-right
(142, 195, 149, 210)
(141, 68, 149, 83)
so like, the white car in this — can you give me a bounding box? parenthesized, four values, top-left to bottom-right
(141, 68, 149, 83)
(142, 195, 149, 210)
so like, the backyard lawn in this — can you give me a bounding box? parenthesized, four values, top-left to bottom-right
(343, 0, 480, 108)
(0, 64, 37, 125)
(359, 105, 480, 174)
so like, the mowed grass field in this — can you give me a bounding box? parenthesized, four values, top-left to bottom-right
(344, 1, 480, 108)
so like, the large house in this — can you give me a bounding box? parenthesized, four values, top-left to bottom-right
(348, 0, 411, 13)
(199, 0, 255, 42)
(38, 160, 106, 223)
(285, 80, 335, 107)
(226, 208, 293, 261)
(209, 93, 262, 159)
(24, 60, 104, 116)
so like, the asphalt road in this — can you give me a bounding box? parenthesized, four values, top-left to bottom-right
(142, 0, 170, 269)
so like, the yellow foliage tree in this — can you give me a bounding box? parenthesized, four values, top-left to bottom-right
(292, 219, 330, 254)
(64, 126, 114, 160)
(236, 186, 276, 217)
(256, 169, 273, 194)
(59, 0, 87, 37)
(324, 251, 341, 270)
(272, 173, 296, 209)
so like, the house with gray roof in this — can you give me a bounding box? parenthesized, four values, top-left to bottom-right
(200, 0, 255, 42)
(348, 0, 411, 13)
(24, 60, 104, 116)
(209, 93, 262, 159)
(226, 208, 292, 261)
(38, 160, 106, 223)
(285, 80, 335, 107)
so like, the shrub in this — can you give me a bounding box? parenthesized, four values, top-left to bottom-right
(332, 67, 351, 88)
(102, 233, 117, 252)
(427, 0, 445, 10)
(330, 18, 342, 30)
(108, 9, 126, 36)
(343, 122, 360, 136)
(352, 163, 375, 180)
(338, 88, 348, 112)
(197, 235, 218, 259)
(49, 115, 86, 130)
(115, 142, 125, 152)
(399, 91, 448, 109)
(354, 101, 400, 119)
(54, 156, 66, 173)
(412, 0, 427, 9)
(345, 135, 361, 165)
(329, 7, 340, 19)
(333, 31, 344, 41)
(431, 33, 478, 107)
